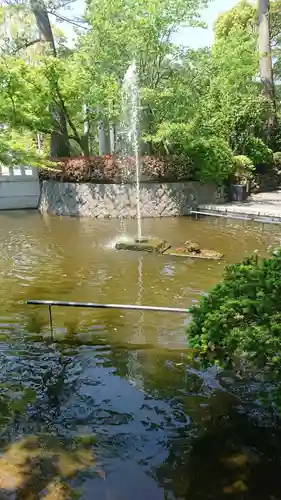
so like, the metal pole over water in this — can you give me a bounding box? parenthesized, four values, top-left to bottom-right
(27, 300, 189, 338)
(27, 299, 189, 314)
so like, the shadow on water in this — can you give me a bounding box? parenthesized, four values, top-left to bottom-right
(156, 406, 281, 500)
(0, 330, 281, 499)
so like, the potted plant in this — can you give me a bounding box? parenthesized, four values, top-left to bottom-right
(230, 155, 255, 202)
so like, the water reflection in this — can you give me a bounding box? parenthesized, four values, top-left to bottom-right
(0, 435, 94, 499)
(156, 406, 281, 500)
(1, 332, 280, 499)
(0, 212, 281, 499)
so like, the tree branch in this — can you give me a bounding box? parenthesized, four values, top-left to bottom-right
(7, 92, 16, 122)
(55, 84, 82, 146)
(12, 37, 41, 54)
(47, 11, 89, 30)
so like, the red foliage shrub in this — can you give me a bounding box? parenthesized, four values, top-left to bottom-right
(142, 155, 194, 181)
(39, 155, 195, 183)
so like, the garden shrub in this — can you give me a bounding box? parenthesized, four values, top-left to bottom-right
(147, 123, 234, 184)
(232, 155, 255, 183)
(244, 137, 273, 170)
(273, 152, 281, 173)
(142, 155, 195, 181)
(39, 155, 195, 183)
(187, 251, 281, 372)
(188, 136, 234, 184)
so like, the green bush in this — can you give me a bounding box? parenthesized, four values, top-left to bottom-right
(244, 137, 273, 169)
(232, 155, 254, 183)
(273, 152, 281, 172)
(149, 123, 234, 184)
(189, 136, 234, 184)
(187, 251, 281, 372)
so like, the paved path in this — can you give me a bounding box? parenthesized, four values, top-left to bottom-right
(196, 190, 281, 224)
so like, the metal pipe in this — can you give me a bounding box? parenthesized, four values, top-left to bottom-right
(190, 210, 281, 225)
(48, 305, 53, 339)
(190, 210, 251, 220)
(27, 300, 189, 314)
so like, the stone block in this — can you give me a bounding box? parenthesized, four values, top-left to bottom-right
(115, 238, 170, 253)
(184, 240, 201, 253)
(163, 246, 223, 260)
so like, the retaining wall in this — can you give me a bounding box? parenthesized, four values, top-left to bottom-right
(39, 180, 226, 218)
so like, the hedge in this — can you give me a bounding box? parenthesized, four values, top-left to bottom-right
(39, 155, 195, 183)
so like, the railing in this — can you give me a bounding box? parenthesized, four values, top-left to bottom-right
(0, 165, 36, 178)
(190, 209, 281, 225)
(27, 299, 190, 339)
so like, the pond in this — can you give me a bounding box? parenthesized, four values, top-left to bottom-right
(0, 211, 281, 500)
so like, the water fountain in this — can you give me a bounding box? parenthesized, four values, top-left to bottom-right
(115, 63, 222, 260)
(115, 61, 169, 252)
(122, 61, 142, 242)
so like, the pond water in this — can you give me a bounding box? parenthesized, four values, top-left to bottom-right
(0, 211, 281, 500)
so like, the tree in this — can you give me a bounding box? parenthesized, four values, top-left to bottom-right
(0, 3, 94, 158)
(214, 0, 256, 40)
(270, 0, 281, 78)
(81, 0, 209, 151)
(29, 0, 70, 156)
(215, 0, 278, 144)
(0, 0, 91, 157)
(82, 0, 260, 178)
(1, 0, 279, 172)
(258, 0, 277, 141)
(144, 12, 267, 179)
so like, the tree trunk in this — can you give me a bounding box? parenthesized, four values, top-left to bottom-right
(50, 108, 71, 157)
(30, 0, 71, 157)
(81, 103, 90, 156)
(98, 121, 111, 155)
(258, 0, 277, 141)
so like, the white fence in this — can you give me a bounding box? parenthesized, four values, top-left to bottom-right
(0, 165, 40, 210)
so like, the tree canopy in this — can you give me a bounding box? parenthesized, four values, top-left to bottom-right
(0, 0, 281, 179)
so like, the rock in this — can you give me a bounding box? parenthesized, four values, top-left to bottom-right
(163, 247, 223, 260)
(184, 240, 201, 253)
(115, 237, 222, 259)
(116, 238, 170, 253)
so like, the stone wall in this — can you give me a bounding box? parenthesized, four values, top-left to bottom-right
(39, 180, 226, 218)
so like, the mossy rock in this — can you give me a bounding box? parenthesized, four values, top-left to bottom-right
(184, 240, 201, 253)
(163, 246, 223, 260)
(116, 238, 170, 253)
(115, 237, 222, 260)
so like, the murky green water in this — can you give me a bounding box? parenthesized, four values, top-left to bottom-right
(1, 211, 281, 499)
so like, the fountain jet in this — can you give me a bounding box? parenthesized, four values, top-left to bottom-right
(115, 61, 157, 250)
(121, 61, 142, 241)
(115, 64, 222, 260)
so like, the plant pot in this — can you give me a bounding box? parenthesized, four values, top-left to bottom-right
(230, 184, 247, 202)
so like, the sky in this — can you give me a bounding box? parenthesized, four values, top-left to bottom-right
(173, 0, 241, 47)
(57, 0, 242, 48)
